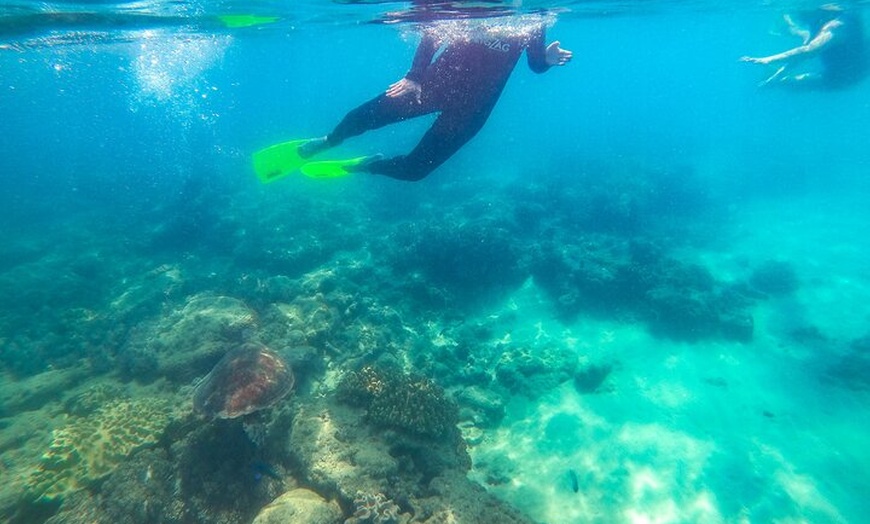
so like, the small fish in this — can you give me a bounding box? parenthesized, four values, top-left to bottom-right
(568, 469, 579, 493)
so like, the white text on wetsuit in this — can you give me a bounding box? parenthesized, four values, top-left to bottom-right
(472, 37, 511, 52)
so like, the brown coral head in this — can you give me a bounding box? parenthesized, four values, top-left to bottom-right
(192, 342, 294, 419)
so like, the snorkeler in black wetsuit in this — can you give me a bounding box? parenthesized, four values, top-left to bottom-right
(299, 21, 572, 181)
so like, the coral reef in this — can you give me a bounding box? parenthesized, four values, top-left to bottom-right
(748, 260, 800, 296)
(42, 419, 289, 524)
(532, 236, 756, 342)
(287, 395, 532, 524)
(170, 420, 286, 523)
(288, 401, 401, 499)
(416, 471, 535, 524)
(89, 448, 183, 523)
(348, 491, 400, 524)
(822, 334, 870, 391)
(25, 396, 176, 502)
(252, 488, 342, 524)
(530, 235, 631, 314)
(455, 386, 506, 428)
(0, 244, 125, 378)
(337, 365, 459, 439)
(643, 274, 755, 342)
(0, 367, 92, 417)
(5, 155, 853, 524)
(387, 217, 526, 306)
(62, 382, 126, 417)
(494, 344, 578, 399)
(120, 293, 258, 383)
(573, 362, 614, 394)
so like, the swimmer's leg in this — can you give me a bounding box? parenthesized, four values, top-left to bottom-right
(315, 94, 433, 154)
(762, 70, 827, 91)
(365, 102, 495, 181)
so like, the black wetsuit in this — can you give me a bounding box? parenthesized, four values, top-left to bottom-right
(324, 26, 552, 181)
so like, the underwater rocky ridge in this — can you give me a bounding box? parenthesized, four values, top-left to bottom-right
(1, 159, 867, 523)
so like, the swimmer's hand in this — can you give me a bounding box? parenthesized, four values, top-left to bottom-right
(386, 78, 422, 103)
(546, 41, 573, 66)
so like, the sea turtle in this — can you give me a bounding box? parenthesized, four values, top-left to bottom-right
(193, 342, 294, 419)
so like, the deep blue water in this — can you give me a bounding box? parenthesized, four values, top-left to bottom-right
(1, 1, 869, 523)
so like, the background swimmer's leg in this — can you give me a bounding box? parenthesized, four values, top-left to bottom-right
(760, 65, 787, 86)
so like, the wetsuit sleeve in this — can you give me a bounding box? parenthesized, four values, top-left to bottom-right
(526, 25, 552, 74)
(405, 33, 441, 83)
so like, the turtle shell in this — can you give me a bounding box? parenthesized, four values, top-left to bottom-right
(193, 342, 294, 419)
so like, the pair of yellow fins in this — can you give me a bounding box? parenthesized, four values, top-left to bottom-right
(252, 139, 369, 183)
(226, 19, 363, 183)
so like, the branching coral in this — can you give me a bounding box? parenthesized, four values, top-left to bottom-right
(350, 491, 400, 524)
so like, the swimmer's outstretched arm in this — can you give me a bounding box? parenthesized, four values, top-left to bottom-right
(741, 18, 842, 65)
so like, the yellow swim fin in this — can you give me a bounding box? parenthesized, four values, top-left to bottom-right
(218, 14, 279, 29)
(299, 157, 371, 179)
(252, 139, 312, 184)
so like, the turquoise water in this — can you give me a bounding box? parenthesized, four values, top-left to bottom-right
(1, 1, 869, 523)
